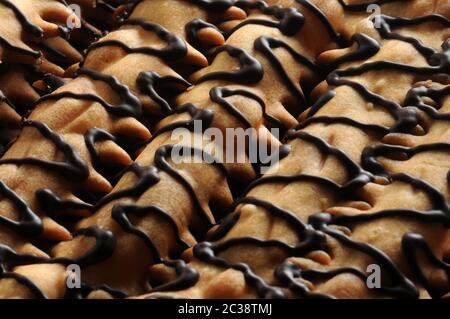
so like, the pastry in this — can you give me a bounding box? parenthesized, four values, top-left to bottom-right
(0, 0, 247, 298)
(133, 0, 450, 299)
(0, 0, 448, 299)
(0, 0, 83, 71)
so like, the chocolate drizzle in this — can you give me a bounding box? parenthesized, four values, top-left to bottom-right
(0, 120, 89, 181)
(225, 1, 305, 37)
(0, 180, 42, 237)
(1, 0, 449, 300)
(85, 19, 187, 61)
(296, 0, 348, 46)
(210, 87, 281, 127)
(137, 71, 191, 115)
(186, 19, 221, 51)
(197, 45, 263, 84)
(0, 0, 42, 58)
(38, 67, 143, 118)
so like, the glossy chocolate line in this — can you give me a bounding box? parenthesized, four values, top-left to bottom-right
(210, 87, 281, 127)
(0, 120, 89, 182)
(405, 85, 450, 121)
(285, 131, 374, 187)
(149, 259, 199, 293)
(94, 163, 160, 210)
(147, 104, 214, 143)
(296, 115, 390, 135)
(254, 36, 321, 108)
(218, 2, 327, 113)
(155, 144, 227, 226)
(0, 0, 43, 37)
(186, 19, 222, 51)
(324, 33, 381, 69)
(0, 180, 42, 237)
(36, 188, 93, 214)
(326, 69, 430, 133)
(296, 0, 348, 46)
(0, 0, 74, 59)
(194, 241, 285, 298)
(363, 142, 450, 180)
(0, 244, 47, 298)
(37, 67, 143, 118)
(196, 45, 263, 84)
(308, 212, 418, 298)
(111, 204, 191, 263)
(42, 74, 68, 92)
(85, 19, 187, 61)
(377, 14, 450, 63)
(0, 36, 40, 59)
(137, 71, 191, 115)
(402, 233, 450, 297)
(225, 1, 305, 37)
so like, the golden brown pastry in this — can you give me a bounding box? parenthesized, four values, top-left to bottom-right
(0, 0, 247, 299)
(0, 0, 85, 151)
(0, 0, 84, 72)
(0, 0, 343, 298)
(0, 0, 448, 300)
(129, 0, 448, 299)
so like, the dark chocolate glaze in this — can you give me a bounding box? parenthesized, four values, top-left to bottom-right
(2, 0, 449, 300)
(405, 85, 450, 121)
(196, 45, 264, 84)
(0, 0, 75, 59)
(0, 180, 42, 237)
(167, 3, 450, 299)
(0, 120, 89, 182)
(296, 0, 348, 46)
(37, 67, 143, 118)
(254, 36, 320, 109)
(185, 19, 222, 51)
(42, 74, 68, 92)
(225, 1, 305, 37)
(0, 0, 42, 37)
(376, 14, 450, 65)
(210, 87, 281, 127)
(85, 19, 187, 61)
(0, 0, 42, 58)
(137, 71, 191, 115)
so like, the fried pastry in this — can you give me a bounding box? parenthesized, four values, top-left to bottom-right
(0, 0, 249, 298)
(0, 0, 344, 298)
(0, 0, 448, 300)
(130, 0, 448, 299)
(0, 0, 84, 72)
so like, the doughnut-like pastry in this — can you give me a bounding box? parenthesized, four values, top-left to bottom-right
(130, 0, 448, 299)
(0, 0, 83, 71)
(0, 0, 342, 298)
(0, 0, 246, 298)
(0, 0, 449, 300)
